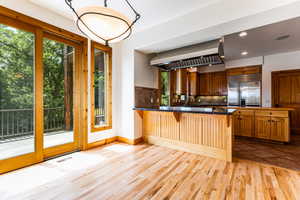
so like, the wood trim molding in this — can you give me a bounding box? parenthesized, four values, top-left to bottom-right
(117, 136, 144, 145)
(90, 41, 113, 133)
(87, 137, 117, 150)
(0, 6, 86, 42)
(0, 6, 89, 172)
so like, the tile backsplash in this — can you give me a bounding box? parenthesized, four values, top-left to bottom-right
(135, 86, 160, 108)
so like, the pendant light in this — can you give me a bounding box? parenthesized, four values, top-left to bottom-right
(65, 0, 141, 45)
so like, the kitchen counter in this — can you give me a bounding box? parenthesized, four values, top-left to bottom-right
(220, 106, 294, 111)
(135, 106, 234, 162)
(134, 106, 237, 115)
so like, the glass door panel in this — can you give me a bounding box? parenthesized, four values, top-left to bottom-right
(0, 23, 35, 160)
(43, 38, 75, 149)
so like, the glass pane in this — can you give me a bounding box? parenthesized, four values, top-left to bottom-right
(0, 24, 35, 159)
(160, 71, 170, 106)
(94, 49, 107, 126)
(43, 38, 74, 148)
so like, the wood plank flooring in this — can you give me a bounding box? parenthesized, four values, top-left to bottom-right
(1, 142, 300, 200)
(234, 135, 300, 171)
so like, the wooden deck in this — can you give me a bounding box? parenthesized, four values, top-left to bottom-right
(1, 142, 300, 200)
(0, 131, 73, 160)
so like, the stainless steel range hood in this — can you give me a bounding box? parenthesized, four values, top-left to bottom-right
(150, 39, 224, 71)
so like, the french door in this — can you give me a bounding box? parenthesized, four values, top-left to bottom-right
(0, 17, 83, 174)
(42, 33, 81, 159)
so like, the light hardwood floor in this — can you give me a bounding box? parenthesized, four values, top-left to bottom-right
(1, 142, 300, 200)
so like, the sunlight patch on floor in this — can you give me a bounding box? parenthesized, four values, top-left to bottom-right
(0, 165, 65, 197)
(103, 144, 135, 153)
(47, 152, 107, 171)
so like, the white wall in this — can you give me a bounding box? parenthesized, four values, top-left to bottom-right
(226, 51, 300, 107)
(0, 0, 121, 142)
(134, 51, 158, 89)
(262, 51, 300, 106)
(226, 57, 263, 69)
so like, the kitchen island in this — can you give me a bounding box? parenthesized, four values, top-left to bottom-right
(134, 107, 236, 162)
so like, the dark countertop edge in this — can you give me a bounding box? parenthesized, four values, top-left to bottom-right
(133, 107, 236, 115)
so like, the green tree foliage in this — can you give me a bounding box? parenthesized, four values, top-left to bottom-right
(0, 24, 34, 109)
(0, 24, 72, 110)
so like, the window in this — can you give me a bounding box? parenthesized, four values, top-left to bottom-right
(91, 41, 112, 132)
(0, 23, 35, 159)
(160, 71, 170, 106)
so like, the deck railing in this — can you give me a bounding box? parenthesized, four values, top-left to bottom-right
(0, 107, 65, 141)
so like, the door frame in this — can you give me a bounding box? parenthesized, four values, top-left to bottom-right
(0, 6, 88, 174)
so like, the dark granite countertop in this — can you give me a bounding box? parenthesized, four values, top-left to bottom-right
(133, 106, 237, 115)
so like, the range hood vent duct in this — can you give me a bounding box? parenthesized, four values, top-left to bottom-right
(150, 39, 224, 71)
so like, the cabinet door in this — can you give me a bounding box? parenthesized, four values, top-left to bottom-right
(232, 115, 241, 136)
(240, 115, 254, 137)
(255, 116, 271, 139)
(199, 73, 211, 95)
(270, 117, 289, 142)
(211, 71, 227, 95)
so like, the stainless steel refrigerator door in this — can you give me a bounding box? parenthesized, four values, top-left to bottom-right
(228, 81, 240, 106)
(240, 81, 261, 106)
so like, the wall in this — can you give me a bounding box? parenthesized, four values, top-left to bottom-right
(262, 51, 300, 106)
(225, 51, 300, 107)
(134, 51, 159, 88)
(0, 1, 121, 143)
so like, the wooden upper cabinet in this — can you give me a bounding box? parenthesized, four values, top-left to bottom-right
(199, 73, 211, 96)
(211, 71, 227, 96)
(198, 71, 227, 96)
(226, 65, 262, 76)
(189, 72, 199, 96)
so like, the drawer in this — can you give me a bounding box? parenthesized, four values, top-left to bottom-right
(235, 110, 255, 116)
(255, 110, 288, 118)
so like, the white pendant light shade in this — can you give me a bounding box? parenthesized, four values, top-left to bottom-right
(76, 6, 132, 43)
(65, 0, 140, 45)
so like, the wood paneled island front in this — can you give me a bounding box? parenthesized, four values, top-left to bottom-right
(134, 107, 236, 162)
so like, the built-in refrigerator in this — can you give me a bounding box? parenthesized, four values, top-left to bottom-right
(228, 73, 261, 106)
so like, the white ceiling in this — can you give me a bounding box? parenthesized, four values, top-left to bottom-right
(23, 0, 300, 54)
(224, 17, 300, 60)
(28, 0, 220, 33)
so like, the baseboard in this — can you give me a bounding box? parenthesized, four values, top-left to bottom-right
(87, 136, 117, 150)
(117, 136, 143, 145)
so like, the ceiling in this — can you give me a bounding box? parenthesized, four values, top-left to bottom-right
(28, 0, 219, 33)
(224, 17, 300, 60)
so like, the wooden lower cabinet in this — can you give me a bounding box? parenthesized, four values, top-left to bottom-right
(240, 115, 254, 137)
(233, 109, 290, 142)
(233, 112, 254, 137)
(271, 117, 289, 142)
(255, 116, 271, 139)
